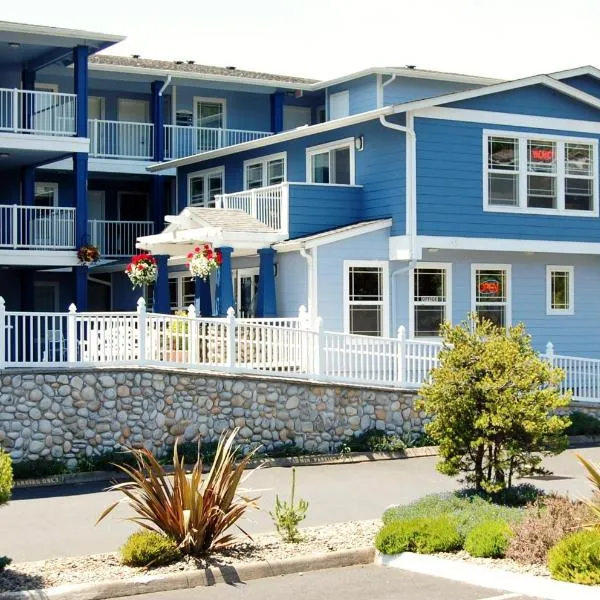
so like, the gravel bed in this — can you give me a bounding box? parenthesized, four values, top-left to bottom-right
(435, 550, 551, 578)
(0, 519, 380, 593)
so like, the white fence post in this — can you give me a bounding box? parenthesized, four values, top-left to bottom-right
(397, 325, 406, 385)
(313, 317, 324, 376)
(188, 304, 197, 365)
(137, 297, 147, 364)
(545, 341, 554, 366)
(67, 303, 77, 364)
(0, 297, 5, 369)
(11, 204, 17, 249)
(226, 307, 236, 368)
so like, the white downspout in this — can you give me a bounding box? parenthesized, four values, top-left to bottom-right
(379, 73, 397, 107)
(299, 245, 316, 322)
(158, 74, 172, 96)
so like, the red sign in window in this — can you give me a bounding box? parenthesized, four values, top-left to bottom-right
(479, 280, 500, 295)
(531, 148, 554, 161)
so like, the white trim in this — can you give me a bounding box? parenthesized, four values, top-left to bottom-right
(306, 137, 355, 185)
(414, 234, 600, 256)
(187, 166, 225, 207)
(34, 181, 59, 207)
(343, 260, 389, 336)
(483, 129, 599, 217)
(0, 132, 89, 154)
(40, 157, 175, 176)
(551, 65, 600, 82)
(243, 151, 287, 189)
(408, 262, 452, 339)
(415, 106, 600, 134)
(546, 265, 575, 315)
(193, 96, 227, 129)
(0, 250, 78, 266)
(471, 263, 512, 329)
(0, 20, 124, 43)
(376, 74, 383, 108)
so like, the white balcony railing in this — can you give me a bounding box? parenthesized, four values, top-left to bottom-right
(88, 119, 154, 160)
(0, 88, 77, 136)
(164, 125, 272, 159)
(215, 183, 288, 231)
(0, 205, 76, 249)
(88, 220, 154, 258)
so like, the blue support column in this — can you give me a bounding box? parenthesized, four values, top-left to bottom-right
(74, 265, 88, 311)
(215, 247, 234, 316)
(153, 255, 170, 314)
(255, 247, 277, 317)
(21, 166, 35, 206)
(73, 45, 88, 137)
(151, 175, 165, 234)
(151, 81, 165, 162)
(73, 152, 88, 247)
(195, 277, 213, 317)
(21, 69, 35, 131)
(270, 91, 285, 134)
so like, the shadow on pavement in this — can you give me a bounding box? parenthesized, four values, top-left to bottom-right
(10, 480, 113, 501)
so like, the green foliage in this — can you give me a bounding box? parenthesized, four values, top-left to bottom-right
(382, 492, 525, 537)
(567, 412, 600, 436)
(120, 531, 181, 567)
(0, 450, 13, 505)
(11, 458, 67, 480)
(0, 556, 11, 571)
(346, 429, 406, 453)
(76, 449, 137, 473)
(270, 468, 309, 543)
(458, 483, 543, 507)
(375, 516, 462, 555)
(161, 440, 219, 465)
(547, 529, 600, 585)
(464, 520, 512, 558)
(256, 443, 314, 459)
(577, 454, 600, 525)
(418, 314, 570, 494)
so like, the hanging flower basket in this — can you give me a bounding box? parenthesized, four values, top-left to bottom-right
(125, 253, 158, 289)
(77, 244, 100, 266)
(187, 244, 222, 281)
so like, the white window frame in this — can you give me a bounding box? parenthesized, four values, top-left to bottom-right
(470, 263, 512, 329)
(193, 96, 227, 129)
(88, 96, 106, 120)
(306, 137, 356, 185)
(243, 152, 287, 189)
(329, 90, 349, 120)
(187, 166, 225, 207)
(546, 265, 574, 315)
(483, 129, 599, 217)
(409, 262, 452, 339)
(144, 272, 196, 313)
(343, 260, 389, 336)
(34, 182, 59, 207)
(234, 267, 260, 317)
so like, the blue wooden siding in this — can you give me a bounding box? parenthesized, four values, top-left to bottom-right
(384, 76, 479, 105)
(560, 75, 600, 100)
(446, 84, 600, 121)
(327, 75, 378, 116)
(415, 116, 600, 241)
(276, 251, 307, 317)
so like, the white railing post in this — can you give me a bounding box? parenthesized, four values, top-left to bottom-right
(137, 297, 147, 364)
(67, 303, 77, 364)
(397, 325, 406, 385)
(250, 189, 258, 219)
(0, 297, 5, 369)
(313, 316, 324, 376)
(280, 182, 289, 233)
(12, 89, 18, 132)
(92, 119, 99, 156)
(226, 306, 236, 368)
(545, 341, 554, 365)
(188, 304, 197, 365)
(11, 204, 17, 249)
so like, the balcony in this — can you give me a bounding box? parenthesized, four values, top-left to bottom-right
(0, 205, 76, 249)
(164, 125, 272, 160)
(88, 220, 154, 258)
(0, 88, 77, 136)
(88, 119, 154, 160)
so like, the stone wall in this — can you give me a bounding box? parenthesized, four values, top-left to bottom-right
(0, 369, 427, 464)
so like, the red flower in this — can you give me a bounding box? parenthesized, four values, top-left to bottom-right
(194, 246, 200, 253)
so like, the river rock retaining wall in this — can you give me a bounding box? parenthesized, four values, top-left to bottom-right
(0, 369, 428, 464)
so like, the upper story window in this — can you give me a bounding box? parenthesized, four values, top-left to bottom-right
(35, 182, 58, 207)
(306, 138, 355, 185)
(243, 153, 286, 189)
(194, 97, 225, 129)
(329, 90, 349, 120)
(485, 131, 598, 216)
(188, 167, 224, 207)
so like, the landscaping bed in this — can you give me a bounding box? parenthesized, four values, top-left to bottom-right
(0, 519, 379, 594)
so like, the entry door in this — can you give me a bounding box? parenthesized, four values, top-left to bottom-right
(118, 99, 150, 157)
(235, 268, 259, 317)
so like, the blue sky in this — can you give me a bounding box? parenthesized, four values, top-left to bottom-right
(2, 0, 599, 81)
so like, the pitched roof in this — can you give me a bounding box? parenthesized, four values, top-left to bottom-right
(165, 208, 276, 234)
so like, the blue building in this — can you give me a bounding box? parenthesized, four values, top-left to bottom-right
(3, 20, 600, 358)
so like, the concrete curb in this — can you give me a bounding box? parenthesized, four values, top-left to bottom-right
(13, 447, 439, 489)
(376, 551, 599, 600)
(2, 547, 376, 600)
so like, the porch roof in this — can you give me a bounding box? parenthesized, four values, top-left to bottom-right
(137, 207, 287, 256)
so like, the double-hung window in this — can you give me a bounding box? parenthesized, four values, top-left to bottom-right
(344, 261, 388, 336)
(145, 273, 196, 313)
(188, 167, 224, 207)
(472, 265, 511, 329)
(485, 131, 598, 215)
(243, 153, 286, 189)
(546, 266, 574, 315)
(307, 139, 354, 185)
(411, 264, 451, 337)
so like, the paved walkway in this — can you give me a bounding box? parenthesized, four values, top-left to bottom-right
(2, 447, 598, 563)
(113, 565, 542, 600)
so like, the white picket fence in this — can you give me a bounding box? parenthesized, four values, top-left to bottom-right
(0, 297, 598, 400)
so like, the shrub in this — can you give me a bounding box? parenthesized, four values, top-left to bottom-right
(383, 492, 524, 537)
(98, 429, 260, 555)
(270, 468, 308, 543)
(577, 454, 600, 526)
(418, 315, 570, 494)
(76, 449, 137, 473)
(0, 556, 11, 571)
(11, 458, 67, 480)
(465, 520, 512, 558)
(567, 412, 600, 436)
(161, 440, 219, 465)
(547, 529, 600, 585)
(375, 516, 462, 555)
(346, 429, 406, 453)
(120, 530, 181, 567)
(506, 495, 591, 565)
(458, 483, 543, 507)
(0, 450, 13, 505)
